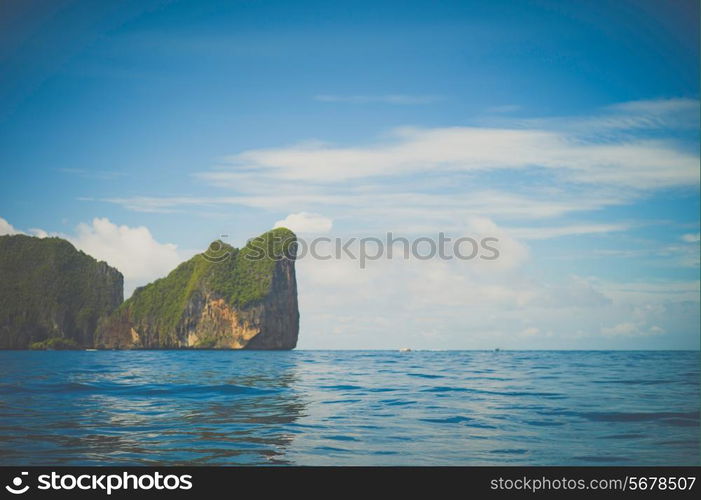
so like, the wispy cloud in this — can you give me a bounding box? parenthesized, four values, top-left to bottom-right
(601, 321, 665, 337)
(274, 212, 333, 234)
(314, 94, 443, 105)
(508, 223, 630, 240)
(208, 125, 697, 187)
(98, 189, 630, 225)
(508, 97, 700, 135)
(94, 98, 699, 236)
(0, 217, 21, 235)
(607, 97, 699, 116)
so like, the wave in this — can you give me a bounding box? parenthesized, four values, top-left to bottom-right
(0, 382, 272, 397)
(421, 386, 563, 398)
(581, 411, 699, 423)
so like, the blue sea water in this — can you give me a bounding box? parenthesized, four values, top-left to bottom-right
(0, 350, 698, 465)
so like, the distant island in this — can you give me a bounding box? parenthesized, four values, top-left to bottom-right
(0, 228, 299, 350)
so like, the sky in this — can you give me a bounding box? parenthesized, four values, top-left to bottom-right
(0, 0, 699, 349)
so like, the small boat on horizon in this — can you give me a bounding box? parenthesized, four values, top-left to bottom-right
(399, 347, 412, 353)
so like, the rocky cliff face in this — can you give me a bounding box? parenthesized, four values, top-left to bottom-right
(0, 234, 124, 349)
(95, 228, 299, 350)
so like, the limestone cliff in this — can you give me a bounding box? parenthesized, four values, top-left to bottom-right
(0, 234, 124, 349)
(95, 228, 299, 350)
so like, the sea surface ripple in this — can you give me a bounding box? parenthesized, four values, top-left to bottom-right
(0, 350, 698, 465)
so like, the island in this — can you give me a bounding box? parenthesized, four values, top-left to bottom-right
(0, 234, 123, 349)
(0, 228, 299, 350)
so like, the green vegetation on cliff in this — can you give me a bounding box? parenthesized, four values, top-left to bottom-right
(0, 234, 124, 348)
(115, 228, 296, 343)
(29, 337, 80, 350)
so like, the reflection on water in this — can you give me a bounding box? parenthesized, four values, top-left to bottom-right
(0, 351, 305, 465)
(0, 350, 698, 465)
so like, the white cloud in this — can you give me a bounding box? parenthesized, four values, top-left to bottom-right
(211, 125, 697, 188)
(508, 223, 630, 240)
(0, 222, 49, 241)
(82, 96, 699, 250)
(514, 98, 700, 134)
(69, 218, 184, 297)
(99, 99, 698, 231)
(682, 233, 700, 243)
(274, 212, 333, 234)
(28, 228, 49, 238)
(0, 217, 21, 235)
(101, 189, 629, 223)
(295, 250, 614, 349)
(293, 216, 631, 348)
(601, 322, 666, 338)
(0, 216, 185, 298)
(607, 97, 699, 118)
(293, 220, 697, 348)
(463, 215, 529, 270)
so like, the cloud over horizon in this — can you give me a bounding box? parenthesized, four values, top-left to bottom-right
(0, 216, 186, 298)
(274, 212, 333, 234)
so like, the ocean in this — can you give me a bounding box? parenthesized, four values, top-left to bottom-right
(0, 350, 698, 465)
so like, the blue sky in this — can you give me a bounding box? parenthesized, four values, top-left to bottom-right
(0, 0, 699, 349)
